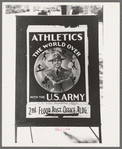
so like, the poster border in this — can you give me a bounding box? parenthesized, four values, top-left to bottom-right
(15, 15, 100, 127)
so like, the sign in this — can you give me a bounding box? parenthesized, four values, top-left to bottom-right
(26, 25, 90, 118)
(16, 16, 100, 126)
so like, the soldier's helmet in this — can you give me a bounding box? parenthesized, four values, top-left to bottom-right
(48, 52, 65, 62)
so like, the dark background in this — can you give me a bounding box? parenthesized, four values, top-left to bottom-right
(29, 31, 86, 102)
(16, 16, 100, 126)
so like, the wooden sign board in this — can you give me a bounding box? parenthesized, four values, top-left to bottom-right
(16, 16, 100, 127)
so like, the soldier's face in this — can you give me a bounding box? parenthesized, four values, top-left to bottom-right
(52, 59, 62, 69)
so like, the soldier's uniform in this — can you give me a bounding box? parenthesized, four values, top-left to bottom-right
(43, 52, 73, 93)
(44, 67, 73, 93)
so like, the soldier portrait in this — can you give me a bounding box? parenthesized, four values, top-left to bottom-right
(34, 47, 81, 93)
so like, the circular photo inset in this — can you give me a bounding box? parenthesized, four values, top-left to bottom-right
(34, 47, 81, 93)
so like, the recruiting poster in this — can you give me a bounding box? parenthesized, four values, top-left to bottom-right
(15, 16, 100, 127)
(26, 25, 90, 118)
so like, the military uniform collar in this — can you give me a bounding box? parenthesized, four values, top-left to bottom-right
(53, 67, 62, 72)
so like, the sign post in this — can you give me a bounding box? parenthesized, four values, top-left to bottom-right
(15, 15, 101, 143)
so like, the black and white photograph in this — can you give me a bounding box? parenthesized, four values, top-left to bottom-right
(2, 2, 120, 147)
